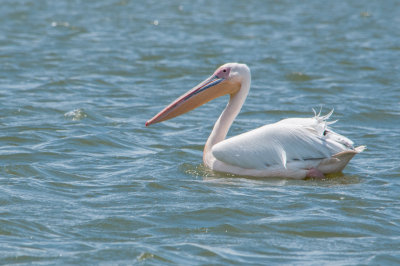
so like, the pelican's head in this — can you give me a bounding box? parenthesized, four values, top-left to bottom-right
(145, 63, 250, 126)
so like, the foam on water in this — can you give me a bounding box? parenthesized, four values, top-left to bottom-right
(64, 108, 88, 121)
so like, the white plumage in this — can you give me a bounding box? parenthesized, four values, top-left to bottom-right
(146, 63, 365, 179)
(212, 110, 353, 170)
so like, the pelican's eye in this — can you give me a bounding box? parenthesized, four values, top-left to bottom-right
(214, 67, 231, 79)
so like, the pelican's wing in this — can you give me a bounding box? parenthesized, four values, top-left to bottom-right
(212, 112, 354, 169)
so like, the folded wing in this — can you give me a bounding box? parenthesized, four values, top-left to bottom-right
(212, 112, 354, 170)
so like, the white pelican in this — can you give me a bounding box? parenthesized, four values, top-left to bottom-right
(146, 63, 365, 179)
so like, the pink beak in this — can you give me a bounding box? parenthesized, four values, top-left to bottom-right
(146, 74, 238, 126)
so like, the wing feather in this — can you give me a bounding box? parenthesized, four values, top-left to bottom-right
(212, 113, 352, 170)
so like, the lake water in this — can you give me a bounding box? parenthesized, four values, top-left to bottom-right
(1, 0, 399, 264)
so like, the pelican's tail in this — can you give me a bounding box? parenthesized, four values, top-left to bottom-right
(354, 145, 366, 153)
(317, 145, 366, 173)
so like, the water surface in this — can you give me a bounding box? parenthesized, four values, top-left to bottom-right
(1, 0, 400, 264)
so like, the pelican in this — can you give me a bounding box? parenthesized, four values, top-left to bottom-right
(146, 63, 365, 179)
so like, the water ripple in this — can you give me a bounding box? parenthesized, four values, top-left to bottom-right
(1, 0, 399, 264)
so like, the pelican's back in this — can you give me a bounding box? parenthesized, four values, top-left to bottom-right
(212, 111, 361, 170)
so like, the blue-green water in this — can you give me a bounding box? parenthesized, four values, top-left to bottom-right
(1, 0, 400, 264)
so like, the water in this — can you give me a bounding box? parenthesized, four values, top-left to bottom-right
(1, 0, 399, 264)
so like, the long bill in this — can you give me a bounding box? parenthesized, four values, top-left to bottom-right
(145, 75, 240, 126)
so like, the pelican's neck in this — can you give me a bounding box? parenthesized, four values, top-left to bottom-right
(203, 71, 250, 163)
